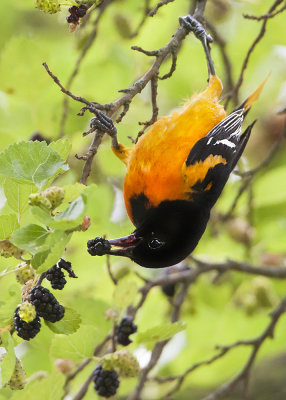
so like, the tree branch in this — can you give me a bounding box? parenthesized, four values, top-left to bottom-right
(225, 0, 283, 108)
(153, 297, 286, 399)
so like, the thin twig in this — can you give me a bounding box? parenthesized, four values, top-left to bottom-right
(106, 254, 118, 285)
(225, 0, 283, 108)
(202, 297, 286, 400)
(71, 370, 94, 400)
(148, 0, 175, 17)
(127, 282, 191, 400)
(156, 297, 286, 398)
(136, 76, 159, 141)
(128, 0, 151, 38)
(158, 48, 178, 80)
(244, 4, 286, 21)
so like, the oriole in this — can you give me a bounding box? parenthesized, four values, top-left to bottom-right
(87, 15, 267, 268)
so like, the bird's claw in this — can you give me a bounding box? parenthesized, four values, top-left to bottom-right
(90, 110, 117, 137)
(179, 15, 213, 44)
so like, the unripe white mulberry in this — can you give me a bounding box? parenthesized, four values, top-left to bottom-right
(16, 263, 35, 284)
(43, 186, 65, 209)
(35, 0, 61, 14)
(18, 302, 37, 323)
(8, 358, 26, 390)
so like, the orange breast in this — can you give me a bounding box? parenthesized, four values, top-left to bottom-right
(123, 77, 226, 224)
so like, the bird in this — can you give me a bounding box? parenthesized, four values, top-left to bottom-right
(86, 15, 267, 269)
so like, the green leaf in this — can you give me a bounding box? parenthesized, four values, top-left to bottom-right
(11, 224, 49, 254)
(49, 138, 72, 161)
(30, 206, 53, 226)
(0, 332, 16, 388)
(69, 298, 112, 339)
(254, 166, 286, 207)
(31, 250, 50, 269)
(50, 325, 98, 361)
(0, 142, 68, 188)
(0, 293, 20, 326)
(10, 372, 65, 400)
(35, 231, 71, 273)
(49, 196, 85, 230)
(135, 321, 186, 344)
(45, 307, 81, 335)
(62, 183, 86, 203)
(0, 214, 19, 240)
(112, 279, 138, 314)
(4, 179, 37, 218)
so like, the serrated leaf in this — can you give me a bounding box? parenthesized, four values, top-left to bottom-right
(0, 332, 16, 388)
(45, 307, 81, 335)
(4, 179, 37, 218)
(135, 321, 186, 344)
(11, 224, 49, 254)
(112, 279, 138, 313)
(50, 196, 85, 230)
(0, 142, 68, 188)
(49, 138, 72, 161)
(0, 214, 19, 240)
(50, 325, 98, 361)
(10, 372, 65, 400)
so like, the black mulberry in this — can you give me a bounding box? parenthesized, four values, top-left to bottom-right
(87, 237, 111, 256)
(29, 286, 65, 322)
(46, 265, 67, 290)
(93, 365, 119, 398)
(14, 308, 41, 341)
(116, 317, 137, 346)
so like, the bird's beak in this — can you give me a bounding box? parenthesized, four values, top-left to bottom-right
(87, 233, 142, 258)
(108, 234, 142, 258)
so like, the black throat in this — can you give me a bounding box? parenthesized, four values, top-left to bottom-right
(130, 196, 210, 268)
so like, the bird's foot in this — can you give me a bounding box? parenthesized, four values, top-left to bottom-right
(179, 15, 213, 44)
(179, 15, 215, 76)
(89, 110, 117, 138)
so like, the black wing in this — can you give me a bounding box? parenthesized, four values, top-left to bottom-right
(185, 109, 256, 207)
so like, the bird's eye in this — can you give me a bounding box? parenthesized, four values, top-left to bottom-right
(148, 238, 164, 250)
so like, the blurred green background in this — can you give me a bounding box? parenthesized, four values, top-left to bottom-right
(0, 0, 286, 399)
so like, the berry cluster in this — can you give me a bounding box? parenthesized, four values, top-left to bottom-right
(46, 265, 67, 290)
(29, 286, 65, 323)
(87, 237, 111, 256)
(14, 308, 41, 341)
(93, 365, 120, 398)
(116, 317, 137, 346)
(66, 5, 88, 24)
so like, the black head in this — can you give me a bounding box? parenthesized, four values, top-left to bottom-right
(88, 201, 210, 268)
